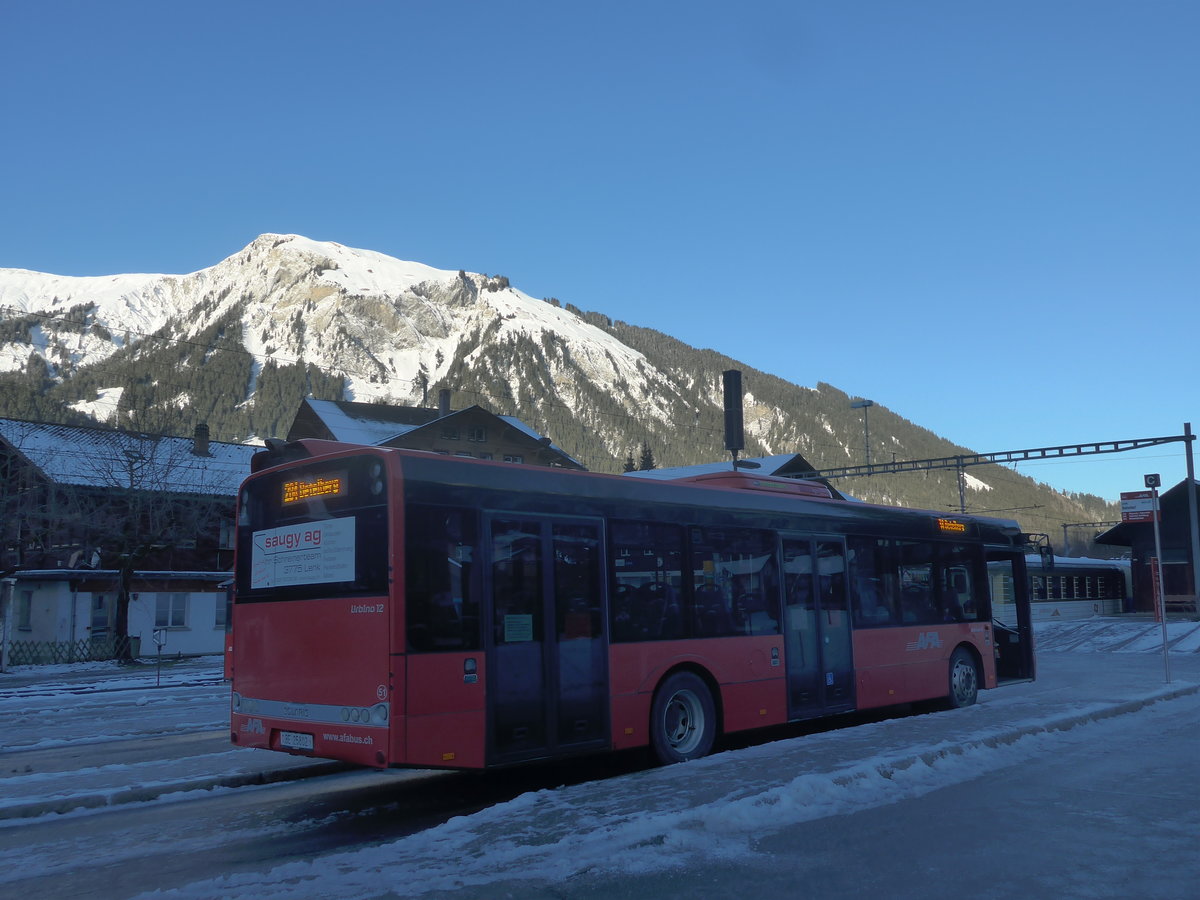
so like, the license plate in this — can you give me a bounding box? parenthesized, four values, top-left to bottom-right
(280, 730, 314, 751)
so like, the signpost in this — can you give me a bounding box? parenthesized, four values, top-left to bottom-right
(153, 628, 167, 687)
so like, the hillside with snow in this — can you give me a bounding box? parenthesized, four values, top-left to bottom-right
(0, 234, 655, 414)
(0, 234, 1119, 538)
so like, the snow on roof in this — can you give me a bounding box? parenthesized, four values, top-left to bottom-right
(303, 399, 427, 445)
(622, 454, 809, 480)
(301, 400, 583, 467)
(0, 419, 256, 496)
(495, 415, 581, 466)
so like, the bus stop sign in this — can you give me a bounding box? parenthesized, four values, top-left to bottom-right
(1120, 490, 1158, 524)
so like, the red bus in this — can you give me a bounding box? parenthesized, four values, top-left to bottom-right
(230, 439, 1035, 769)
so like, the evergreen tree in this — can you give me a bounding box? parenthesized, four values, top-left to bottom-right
(623, 451, 636, 473)
(638, 441, 657, 471)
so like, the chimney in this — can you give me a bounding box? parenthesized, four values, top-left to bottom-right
(438, 389, 451, 418)
(193, 423, 211, 457)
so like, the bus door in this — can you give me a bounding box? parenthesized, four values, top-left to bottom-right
(781, 536, 855, 718)
(987, 550, 1035, 683)
(486, 514, 609, 763)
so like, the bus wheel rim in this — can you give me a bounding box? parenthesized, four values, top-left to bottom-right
(664, 689, 703, 753)
(951, 658, 977, 703)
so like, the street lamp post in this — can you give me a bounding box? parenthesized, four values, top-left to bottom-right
(851, 399, 874, 471)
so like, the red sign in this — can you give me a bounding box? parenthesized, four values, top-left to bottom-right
(1151, 557, 1163, 622)
(1120, 490, 1159, 523)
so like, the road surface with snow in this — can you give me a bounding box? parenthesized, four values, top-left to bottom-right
(1, 619, 1197, 899)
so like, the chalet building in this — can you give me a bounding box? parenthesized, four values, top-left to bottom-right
(0, 418, 256, 664)
(286, 394, 584, 469)
(1095, 478, 1200, 613)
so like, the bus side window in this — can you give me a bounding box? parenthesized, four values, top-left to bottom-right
(608, 520, 686, 643)
(899, 553, 936, 625)
(935, 544, 985, 623)
(690, 526, 780, 638)
(848, 537, 895, 627)
(406, 505, 480, 652)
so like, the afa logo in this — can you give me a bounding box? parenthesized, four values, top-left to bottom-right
(240, 717, 265, 734)
(905, 631, 943, 652)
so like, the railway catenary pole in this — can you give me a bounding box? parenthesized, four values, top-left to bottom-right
(1185, 423, 1200, 605)
(1147, 475, 1171, 684)
(851, 399, 874, 471)
(1061, 521, 1121, 557)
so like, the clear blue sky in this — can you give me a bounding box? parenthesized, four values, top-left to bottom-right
(3, 1, 1196, 501)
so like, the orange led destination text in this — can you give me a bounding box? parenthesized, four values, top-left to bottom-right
(282, 476, 344, 505)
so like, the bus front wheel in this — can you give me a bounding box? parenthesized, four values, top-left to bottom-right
(650, 671, 716, 765)
(946, 647, 979, 709)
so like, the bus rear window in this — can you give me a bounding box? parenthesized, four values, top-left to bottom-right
(235, 455, 389, 602)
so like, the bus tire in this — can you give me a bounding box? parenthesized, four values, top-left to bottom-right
(650, 671, 716, 765)
(945, 647, 979, 709)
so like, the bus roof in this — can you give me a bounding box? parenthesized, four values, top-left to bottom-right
(249, 439, 1027, 549)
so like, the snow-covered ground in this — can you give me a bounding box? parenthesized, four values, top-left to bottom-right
(3, 619, 1198, 899)
(0, 658, 227, 753)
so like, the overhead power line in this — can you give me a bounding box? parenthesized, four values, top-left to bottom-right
(799, 435, 1195, 481)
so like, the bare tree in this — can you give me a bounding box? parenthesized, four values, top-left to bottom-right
(78, 433, 231, 657)
(1, 422, 235, 659)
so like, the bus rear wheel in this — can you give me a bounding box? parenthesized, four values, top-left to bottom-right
(650, 671, 716, 765)
(946, 647, 979, 709)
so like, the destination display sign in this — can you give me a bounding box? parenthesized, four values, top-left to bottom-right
(282, 473, 346, 505)
(934, 517, 977, 537)
(936, 517, 968, 534)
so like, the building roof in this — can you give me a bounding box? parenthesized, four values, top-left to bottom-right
(1095, 478, 1199, 547)
(0, 418, 257, 497)
(289, 398, 439, 444)
(289, 397, 583, 468)
(623, 453, 842, 496)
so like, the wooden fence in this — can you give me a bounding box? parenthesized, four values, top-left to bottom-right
(4, 635, 141, 667)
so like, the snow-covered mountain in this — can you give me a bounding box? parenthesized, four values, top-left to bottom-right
(0, 234, 661, 416)
(0, 234, 1118, 539)
(0, 234, 816, 470)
